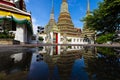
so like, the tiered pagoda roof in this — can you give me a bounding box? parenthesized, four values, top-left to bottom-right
(0, 0, 15, 7)
(0, 0, 33, 33)
(0, 0, 26, 11)
(57, 0, 81, 37)
(81, 0, 95, 38)
(45, 0, 59, 33)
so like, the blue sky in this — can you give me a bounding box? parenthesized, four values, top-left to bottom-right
(25, 0, 102, 34)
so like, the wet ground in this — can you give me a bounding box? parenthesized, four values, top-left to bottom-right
(0, 45, 120, 80)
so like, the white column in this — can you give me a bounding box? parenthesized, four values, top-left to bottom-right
(50, 32, 53, 44)
(15, 24, 25, 43)
(50, 46, 53, 55)
(58, 46, 61, 55)
(58, 33, 60, 44)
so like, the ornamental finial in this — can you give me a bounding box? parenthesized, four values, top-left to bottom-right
(63, 0, 66, 2)
(51, 0, 54, 13)
(87, 0, 90, 14)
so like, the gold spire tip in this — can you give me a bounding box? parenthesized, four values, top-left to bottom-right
(63, 0, 66, 2)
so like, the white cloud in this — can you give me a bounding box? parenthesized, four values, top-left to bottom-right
(32, 17, 40, 34)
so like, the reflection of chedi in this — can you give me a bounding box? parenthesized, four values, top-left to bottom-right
(44, 46, 82, 80)
(57, 50, 82, 80)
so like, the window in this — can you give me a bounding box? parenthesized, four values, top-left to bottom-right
(68, 39, 71, 42)
(12, 21, 16, 31)
(80, 39, 82, 42)
(77, 39, 79, 42)
(74, 39, 75, 42)
(74, 46, 76, 49)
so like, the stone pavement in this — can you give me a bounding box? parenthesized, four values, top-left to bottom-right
(0, 43, 120, 48)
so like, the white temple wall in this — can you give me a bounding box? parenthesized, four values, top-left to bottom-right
(24, 25, 27, 43)
(39, 33, 93, 44)
(67, 37, 83, 44)
(50, 32, 53, 44)
(15, 24, 27, 44)
(58, 33, 60, 44)
(50, 46, 53, 55)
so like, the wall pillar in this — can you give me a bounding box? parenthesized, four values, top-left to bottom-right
(15, 24, 27, 44)
(58, 46, 61, 55)
(58, 33, 60, 44)
(50, 46, 53, 55)
(50, 32, 53, 44)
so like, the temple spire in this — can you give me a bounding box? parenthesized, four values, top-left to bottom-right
(51, 0, 54, 13)
(87, 0, 90, 15)
(60, 0, 68, 13)
(50, 0, 54, 20)
(63, 0, 66, 2)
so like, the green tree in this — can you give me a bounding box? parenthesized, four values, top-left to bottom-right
(96, 33, 114, 44)
(38, 37, 44, 41)
(83, 0, 120, 34)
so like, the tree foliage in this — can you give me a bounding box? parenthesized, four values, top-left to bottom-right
(0, 31, 15, 39)
(38, 37, 44, 41)
(84, 0, 120, 34)
(96, 33, 114, 44)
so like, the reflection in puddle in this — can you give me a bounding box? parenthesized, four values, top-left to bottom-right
(71, 57, 89, 80)
(86, 47, 120, 80)
(0, 48, 33, 80)
(28, 60, 49, 80)
(0, 46, 119, 80)
(28, 46, 86, 80)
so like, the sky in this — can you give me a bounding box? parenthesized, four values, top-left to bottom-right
(24, 0, 102, 34)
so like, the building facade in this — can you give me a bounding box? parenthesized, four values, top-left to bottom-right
(0, 0, 33, 44)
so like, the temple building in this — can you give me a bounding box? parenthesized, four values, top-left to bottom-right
(0, 0, 33, 44)
(81, 0, 96, 44)
(39, 0, 82, 44)
(38, 0, 96, 44)
(44, 0, 60, 44)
